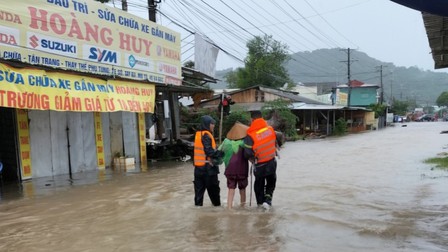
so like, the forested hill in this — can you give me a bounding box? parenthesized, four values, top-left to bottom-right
(216, 48, 448, 106)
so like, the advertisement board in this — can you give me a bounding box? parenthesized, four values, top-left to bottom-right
(94, 112, 105, 169)
(0, 0, 181, 85)
(16, 109, 32, 180)
(0, 63, 155, 113)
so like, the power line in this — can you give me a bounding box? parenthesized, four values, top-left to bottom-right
(303, 0, 359, 49)
(283, 0, 342, 48)
(121, 0, 379, 84)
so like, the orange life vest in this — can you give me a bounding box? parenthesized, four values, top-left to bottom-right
(247, 118, 276, 164)
(193, 130, 216, 166)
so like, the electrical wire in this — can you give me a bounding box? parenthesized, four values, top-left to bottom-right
(114, 0, 378, 84)
(302, 0, 359, 48)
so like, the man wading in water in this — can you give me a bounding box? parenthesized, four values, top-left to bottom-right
(244, 111, 278, 209)
(193, 115, 223, 207)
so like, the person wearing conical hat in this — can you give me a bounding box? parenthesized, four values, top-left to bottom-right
(218, 122, 249, 209)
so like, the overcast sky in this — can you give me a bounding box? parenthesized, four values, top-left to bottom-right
(125, 0, 444, 73)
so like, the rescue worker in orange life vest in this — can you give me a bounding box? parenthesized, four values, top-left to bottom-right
(244, 110, 277, 208)
(193, 115, 224, 206)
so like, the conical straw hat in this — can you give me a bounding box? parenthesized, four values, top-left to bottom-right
(226, 122, 249, 140)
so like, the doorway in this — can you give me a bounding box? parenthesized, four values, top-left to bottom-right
(0, 108, 20, 183)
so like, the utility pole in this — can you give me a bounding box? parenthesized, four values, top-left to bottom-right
(376, 65, 388, 105)
(390, 81, 393, 103)
(389, 81, 395, 104)
(148, 0, 161, 22)
(122, 0, 128, 11)
(340, 48, 356, 107)
(347, 48, 351, 107)
(219, 94, 224, 145)
(379, 65, 384, 104)
(390, 72, 393, 104)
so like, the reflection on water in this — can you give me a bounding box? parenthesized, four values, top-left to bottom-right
(190, 208, 280, 251)
(0, 122, 448, 251)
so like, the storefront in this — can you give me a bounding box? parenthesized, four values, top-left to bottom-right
(0, 63, 155, 181)
(0, 0, 182, 181)
(0, 107, 19, 182)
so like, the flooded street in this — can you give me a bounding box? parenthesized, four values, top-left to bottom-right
(1, 122, 448, 251)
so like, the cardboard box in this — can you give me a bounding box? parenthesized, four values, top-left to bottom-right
(119, 157, 135, 166)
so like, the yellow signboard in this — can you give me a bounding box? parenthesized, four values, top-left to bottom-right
(337, 90, 348, 106)
(0, 0, 181, 85)
(0, 63, 155, 113)
(138, 113, 147, 169)
(94, 112, 105, 169)
(16, 109, 32, 180)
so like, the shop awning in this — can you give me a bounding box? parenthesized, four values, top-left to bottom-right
(422, 13, 448, 69)
(390, 1, 448, 69)
(390, 0, 448, 16)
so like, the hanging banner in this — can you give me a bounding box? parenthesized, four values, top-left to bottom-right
(16, 109, 32, 180)
(0, 0, 182, 85)
(0, 63, 155, 113)
(194, 34, 219, 78)
(138, 113, 147, 168)
(94, 112, 105, 169)
(336, 89, 348, 106)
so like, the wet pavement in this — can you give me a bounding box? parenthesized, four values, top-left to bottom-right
(1, 122, 448, 251)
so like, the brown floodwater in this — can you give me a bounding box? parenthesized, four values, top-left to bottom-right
(0, 122, 447, 251)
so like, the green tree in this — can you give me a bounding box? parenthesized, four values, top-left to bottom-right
(224, 70, 239, 88)
(436, 91, 448, 107)
(261, 99, 298, 138)
(391, 99, 409, 115)
(367, 103, 387, 118)
(225, 35, 293, 89)
(219, 110, 251, 141)
(333, 118, 347, 136)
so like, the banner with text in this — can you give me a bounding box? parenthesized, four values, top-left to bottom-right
(16, 109, 32, 180)
(94, 112, 105, 169)
(0, 63, 155, 113)
(336, 89, 348, 106)
(138, 113, 147, 169)
(0, 0, 182, 85)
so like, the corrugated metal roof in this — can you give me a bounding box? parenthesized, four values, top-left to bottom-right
(155, 83, 212, 93)
(391, 1, 448, 69)
(291, 103, 343, 110)
(422, 13, 448, 69)
(201, 102, 265, 112)
(391, 0, 448, 17)
(337, 84, 379, 88)
(391, 0, 448, 69)
(197, 85, 326, 105)
(290, 103, 371, 111)
(258, 86, 325, 104)
(200, 102, 371, 112)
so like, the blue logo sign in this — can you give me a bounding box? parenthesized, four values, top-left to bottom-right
(88, 48, 117, 64)
(129, 55, 136, 68)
